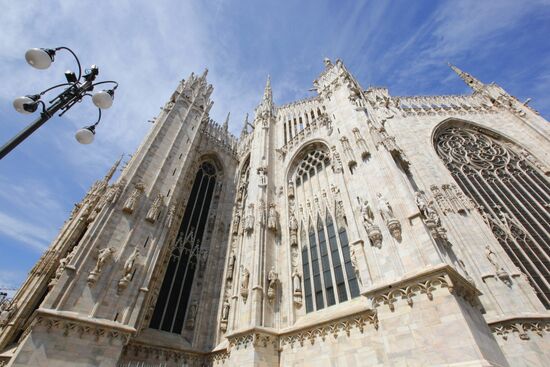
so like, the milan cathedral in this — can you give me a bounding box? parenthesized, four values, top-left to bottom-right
(1, 59, 549, 366)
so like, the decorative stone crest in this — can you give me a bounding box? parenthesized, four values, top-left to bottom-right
(88, 247, 115, 287)
(145, 193, 164, 223)
(117, 248, 140, 294)
(122, 182, 145, 214)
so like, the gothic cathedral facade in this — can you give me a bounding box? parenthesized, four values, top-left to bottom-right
(1, 59, 550, 366)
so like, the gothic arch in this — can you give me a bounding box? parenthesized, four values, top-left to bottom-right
(433, 120, 550, 308)
(286, 140, 360, 314)
(286, 139, 331, 179)
(150, 160, 220, 333)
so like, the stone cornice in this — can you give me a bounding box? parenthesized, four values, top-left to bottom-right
(488, 315, 550, 341)
(28, 308, 136, 344)
(363, 263, 481, 311)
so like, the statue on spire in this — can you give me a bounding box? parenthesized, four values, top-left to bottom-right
(448, 63, 484, 92)
(223, 112, 230, 132)
(104, 154, 123, 183)
(240, 113, 249, 139)
(256, 75, 274, 121)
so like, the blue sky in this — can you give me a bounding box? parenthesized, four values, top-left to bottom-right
(0, 0, 549, 291)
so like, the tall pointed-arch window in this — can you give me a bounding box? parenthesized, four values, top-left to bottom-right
(435, 124, 550, 308)
(150, 161, 218, 333)
(291, 143, 360, 313)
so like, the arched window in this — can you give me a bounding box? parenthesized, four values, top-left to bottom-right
(150, 162, 218, 333)
(291, 144, 360, 313)
(435, 124, 550, 308)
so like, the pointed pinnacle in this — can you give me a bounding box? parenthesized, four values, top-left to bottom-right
(223, 112, 230, 131)
(447, 62, 484, 91)
(240, 113, 249, 137)
(104, 154, 123, 182)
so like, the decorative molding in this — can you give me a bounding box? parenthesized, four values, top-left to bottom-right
(29, 309, 135, 345)
(490, 317, 550, 341)
(279, 311, 378, 348)
(364, 264, 481, 312)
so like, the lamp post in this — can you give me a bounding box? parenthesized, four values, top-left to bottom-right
(0, 47, 119, 160)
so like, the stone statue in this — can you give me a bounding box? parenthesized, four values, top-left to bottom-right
(145, 193, 164, 223)
(49, 246, 77, 289)
(0, 301, 17, 328)
(244, 204, 255, 233)
(166, 205, 176, 228)
(360, 197, 374, 226)
(377, 193, 394, 222)
(122, 182, 145, 214)
(221, 299, 230, 321)
(186, 301, 198, 330)
(267, 203, 278, 231)
(289, 211, 298, 246)
(118, 248, 139, 293)
(267, 267, 278, 302)
(240, 267, 250, 299)
(292, 269, 302, 295)
(232, 209, 240, 234)
(287, 181, 295, 198)
(227, 251, 236, 280)
(257, 167, 267, 187)
(88, 247, 115, 286)
(415, 191, 439, 222)
(323, 57, 333, 68)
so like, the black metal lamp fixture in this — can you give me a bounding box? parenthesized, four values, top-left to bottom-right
(0, 47, 119, 160)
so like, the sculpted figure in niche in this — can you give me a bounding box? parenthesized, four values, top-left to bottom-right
(88, 247, 115, 286)
(232, 207, 241, 235)
(186, 301, 198, 330)
(288, 211, 298, 246)
(267, 267, 278, 302)
(244, 204, 255, 233)
(240, 267, 250, 299)
(414, 192, 439, 223)
(221, 299, 230, 321)
(267, 203, 278, 231)
(49, 246, 77, 288)
(166, 205, 176, 228)
(122, 182, 145, 214)
(359, 197, 374, 227)
(292, 268, 302, 296)
(287, 181, 295, 198)
(227, 251, 236, 280)
(377, 193, 395, 222)
(118, 248, 140, 293)
(146, 193, 164, 223)
(0, 301, 17, 328)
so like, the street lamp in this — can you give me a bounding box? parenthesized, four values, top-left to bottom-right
(0, 46, 119, 160)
